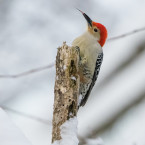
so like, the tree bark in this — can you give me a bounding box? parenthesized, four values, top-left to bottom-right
(52, 42, 80, 143)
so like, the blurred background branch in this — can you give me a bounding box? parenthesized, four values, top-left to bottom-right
(108, 27, 145, 41)
(0, 62, 54, 78)
(0, 27, 145, 79)
(2, 105, 50, 125)
(79, 89, 145, 145)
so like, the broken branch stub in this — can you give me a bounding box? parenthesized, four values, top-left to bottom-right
(52, 42, 80, 143)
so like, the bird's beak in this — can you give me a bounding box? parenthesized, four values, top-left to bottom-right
(77, 9, 92, 27)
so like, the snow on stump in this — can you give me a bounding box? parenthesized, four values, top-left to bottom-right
(52, 42, 80, 144)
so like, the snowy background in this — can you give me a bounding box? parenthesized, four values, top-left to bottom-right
(0, 0, 145, 145)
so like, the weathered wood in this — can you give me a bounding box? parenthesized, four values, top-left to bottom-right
(52, 42, 80, 143)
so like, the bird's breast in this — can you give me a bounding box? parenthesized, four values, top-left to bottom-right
(72, 33, 102, 75)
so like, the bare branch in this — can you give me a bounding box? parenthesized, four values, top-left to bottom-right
(108, 27, 145, 41)
(0, 27, 145, 79)
(1, 105, 50, 125)
(0, 62, 54, 79)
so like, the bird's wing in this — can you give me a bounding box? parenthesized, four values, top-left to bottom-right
(80, 52, 103, 106)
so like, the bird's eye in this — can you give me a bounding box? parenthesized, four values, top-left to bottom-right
(94, 28, 98, 32)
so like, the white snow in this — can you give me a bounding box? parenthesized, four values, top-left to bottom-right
(0, 108, 32, 145)
(78, 95, 83, 106)
(52, 117, 79, 145)
(63, 65, 67, 70)
(71, 76, 76, 81)
(86, 137, 104, 145)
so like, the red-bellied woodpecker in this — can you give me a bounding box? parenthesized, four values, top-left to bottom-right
(72, 10, 107, 107)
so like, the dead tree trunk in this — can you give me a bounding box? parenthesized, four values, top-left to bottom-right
(52, 42, 80, 143)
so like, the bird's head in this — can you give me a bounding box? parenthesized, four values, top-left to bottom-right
(78, 9, 107, 47)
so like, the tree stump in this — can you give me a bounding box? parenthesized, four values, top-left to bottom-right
(52, 42, 80, 144)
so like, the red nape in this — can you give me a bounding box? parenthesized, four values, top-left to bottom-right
(93, 22, 108, 47)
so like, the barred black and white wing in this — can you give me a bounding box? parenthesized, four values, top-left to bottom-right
(80, 53, 103, 106)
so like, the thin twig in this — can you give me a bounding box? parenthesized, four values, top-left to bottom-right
(0, 62, 55, 79)
(1, 105, 51, 125)
(0, 27, 145, 79)
(107, 27, 145, 41)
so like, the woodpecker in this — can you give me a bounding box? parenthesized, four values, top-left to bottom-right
(72, 10, 107, 107)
